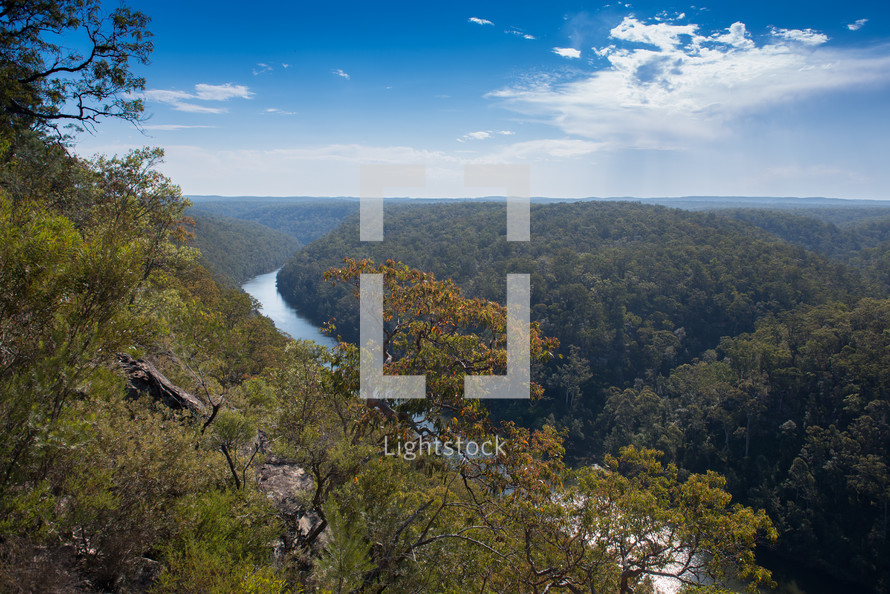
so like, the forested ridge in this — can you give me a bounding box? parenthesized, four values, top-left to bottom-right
(186, 209, 302, 285)
(279, 201, 890, 589)
(1, 2, 786, 592)
(190, 198, 359, 246)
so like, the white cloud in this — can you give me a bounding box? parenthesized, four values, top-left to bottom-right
(610, 17, 700, 50)
(108, 141, 608, 197)
(654, 10, 686, 22)
(253, 62, 272, 75)
(143, 89, 193, 104)
(170, 104, 226, 114)
(72, 136, 890, 199)
(457, 130, 516, 142)
(488, 138, 604, 160)
(142, 143, 469, 196)
(333, 68, 350, 79)
(711, 22, 754, 48)
(553, 47, 581, 58)
(469, 17, 494, 26)
(282, 62, 290, 68)
(770, 27, 829, 46)
(264, 108, 297, 115)
(194, 83, 253, 101)
(506, 28, 536, 40)
(490, 16, 890, 148)
(847, 19, 868, 31)
(144, 83, 253, 113)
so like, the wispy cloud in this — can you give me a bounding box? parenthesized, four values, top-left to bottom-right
(457, 130, 515, 142)
(553, 47, 581, 58)
(253, 62, 272, 75)
(193, 83, 252, 101)
(281, 63, 290, 68)
(333, 68, 350, 80)
(488, 138, 604, 160)
(491, 16, 890, 148)
(469, 17, 494, 26)
(506, 28, 536, 40)
(847, 18, 868, 31)
(264, 108, 297, 115)
(144, 83, 253, 113)
(654, 10, 686, 22)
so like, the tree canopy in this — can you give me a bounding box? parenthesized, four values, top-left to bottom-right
(0, 0, 151, 140)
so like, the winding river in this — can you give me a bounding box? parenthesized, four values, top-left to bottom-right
(241, 268, 338, 348)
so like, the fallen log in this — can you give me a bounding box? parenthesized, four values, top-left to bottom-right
(116, 353, 207, 416)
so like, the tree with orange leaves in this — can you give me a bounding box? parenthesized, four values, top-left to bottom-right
(270, 259, 777, 593)
(324, 258, 557, 435)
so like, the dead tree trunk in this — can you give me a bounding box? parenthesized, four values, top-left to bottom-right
(116, 352, 207, 416)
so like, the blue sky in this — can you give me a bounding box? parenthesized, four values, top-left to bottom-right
(75, 0, 890, 199)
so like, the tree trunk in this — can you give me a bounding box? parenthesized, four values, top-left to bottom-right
(117, 352, 206, 416)
(221, 443, 241, 489)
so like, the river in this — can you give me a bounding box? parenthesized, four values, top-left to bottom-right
(241, 268, 338, 348)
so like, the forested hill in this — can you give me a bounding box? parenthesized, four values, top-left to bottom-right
(188, 197, 358, 245)
(187, 210, 302, 284)
(716, 208, 890, 258)
(631, 195, 890, 219)
(278, 200, 865, 352)
(278, 200, 890, 588)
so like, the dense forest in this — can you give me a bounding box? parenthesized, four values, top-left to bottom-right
(187, 209, 302, 284)
(278, 201, 890, 589)
(0, 2, 788, 592)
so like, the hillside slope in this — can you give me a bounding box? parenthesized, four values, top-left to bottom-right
(188, 209, 302, 284)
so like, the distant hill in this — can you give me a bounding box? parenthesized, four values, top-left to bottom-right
(190, 194, 890, 227)
(187, 210, 301, 285)
(277, 200, 865, 358)
(187, 197, 359, 245)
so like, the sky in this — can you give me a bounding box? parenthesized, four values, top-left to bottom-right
(74, 0, 890, 199)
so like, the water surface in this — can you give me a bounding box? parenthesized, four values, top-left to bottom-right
(241, 268, 338, 348)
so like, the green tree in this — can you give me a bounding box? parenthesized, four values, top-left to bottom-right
(574, 447, 776, 594)
(0, 0, 151, 138)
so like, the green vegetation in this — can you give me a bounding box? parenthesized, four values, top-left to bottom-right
(182, 199, 358, 286)
(279, 200, 890, 590)
(2, 1, 883, 591)
(187, 209, 302, 285)
(191, 198, 358, 245)
(0, 158, 778, 592)
(600, 299, 890, 585)
(0, 132, 292, 588)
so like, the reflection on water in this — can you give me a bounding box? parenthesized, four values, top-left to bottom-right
(241, 268, 338, 349)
